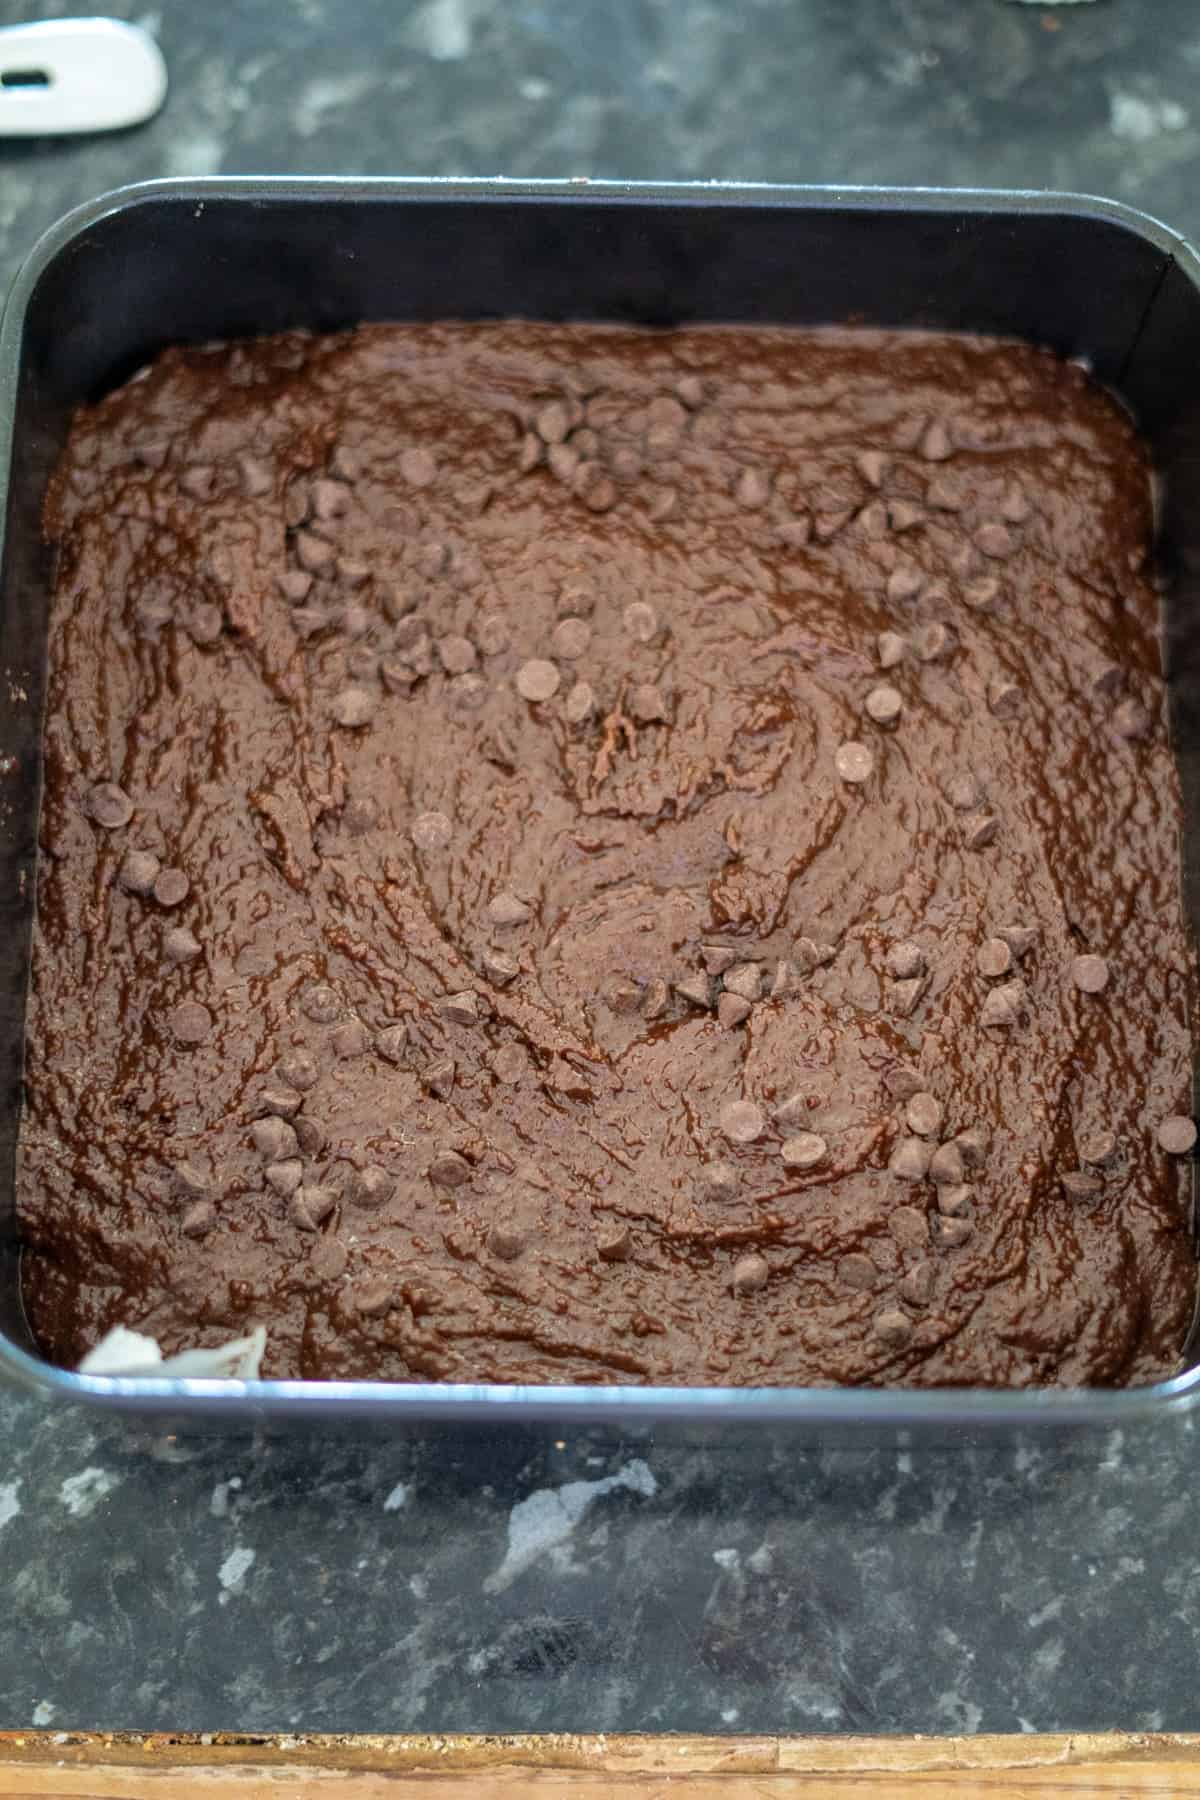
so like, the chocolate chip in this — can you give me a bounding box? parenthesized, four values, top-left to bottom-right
(597, 1223, 632, 1263)
(180, 464, 216, 501)
(483, 948, 520, 986)
(477, 615, 510, 657)
(300, 985, 340, 1024)
(491, 1043, 527, 1084)
(440, 989, 480, 1025)
(976, 521, 1017, 559)
(488, 890, 532, 928)
(347, 645, 379, 683)
(777, 516, 812, 549)
(834, 741, 874, 785)
(551, 617, 591, 660)
(838, 1253, 877, 1292)
(429, 1149, 471, 1189)
(411, 810, 452, 851)
(548, 445, 579, 484)
(889, 1205, 929, 1248)
(723, 964, 762, 1002)
(890, 1137, 933, 1181)
(675, 973, 714, 1010)
(350, 1165, 394, 1209)
(874, 1308, 913, 1347)
(856, 449, 889, 488)
(187, 604, 223, 647)
(887, 499, 925, 533)
(962, 811, 999, 850)
(1061, 1169, 1103, 1201)
(380, 657, 418, 695)
(914, 622, 955, 663)
(887, 564, 924, 604)
(976, 938, 1012, 979)
(717, 992, 752, 1029)
(489, 1221, 527, 1262)
(1001, 481, 1030, 523)
(251, 1116, 298, 1160)
(929, 1142, 965, 1187)
(721, 1099, 765, 1145)
(181, 1200, 215, 1239)
(265, 1159, 303, 1197)
(931, 1215, 972, 1248)
(516, 659, 561, 702)
(936, 1182, 972, 1218)
(905, 1092, 943, 1137)
(955, 1127, 990, 1170)
(576, 465, 618, 512)
(889, 976, 927, 1019)
(163, 926, 201, 964)
(734, 466, 772, 510)
(883, 1064, 925, 1101)
(259, 1086, 302, 1119)
(169, 1001, 212, 1046)
(732, 1253, 769, 1294)
(383, 585, 419, 626)
(1088, 661, 1126, 701)
(981, 980, 1024, 1028)
(87, 782, 134, 830)
(642, 976, 671, 1020)
(447, 672, 488, 712)
(331, 685, 376, 729)
(173, 1161, 212, 1199)
(424, 1057, 456, 1099)
(329, 444, 360, 483)
(701, 1161, 738, 1201)
(277, 1050, 319, 1090)
(898, 1262, 933, 1307)
(919, 420, 953, 462)
(676, 375, 705, 409)
(355, 1279, 394, 1318)
(535, 399, 570, 444)
(781, 1132, 827, 1170)
(1112, 696, 1151, 740)
(438, 634, 477, 675)
(630, 683, 668, 724)
(291, 606, 330, 641)
(564, 681, 595, 724)
(1070, 954, 1110, 994)
(1158, 1115, 1197, 1155)
(963, 576, 1002, 612)
(284, 480, 310, 528)
(119, 849, 160, 895)
(988, 678, 1022, 719)
(857, 500, 890, 540)
(375, 1023, 408, 1063)
(946, 772, 984, 812)
(866, 684, 903, 726)
(926, 476, 963, 512)
(311, 477, 351, 521)
(1080, 1131, 1118, 1167)
(309, 1237, 349, 1282)
(290, 1185, 336, 1231)
(295, 530, 334, 574)
(887, 941, 925, 980)
(623, 601, 659, 643)
(343, 795, 379, 836)
(400, 447, 437, 488)
(998, 925, 1038, 959)
(878, 632, 907, 670)
(293, 1115, 326, 1157)
(701, 945, 739, 977)
(150, 866, 189, 909)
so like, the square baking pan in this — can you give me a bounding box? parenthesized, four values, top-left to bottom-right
(1, 176, 1198, 1436)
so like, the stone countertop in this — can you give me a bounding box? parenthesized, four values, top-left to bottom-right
(3, 0, 1200, 1735)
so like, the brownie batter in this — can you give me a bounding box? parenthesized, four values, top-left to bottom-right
(15, 322, 1199, 1387)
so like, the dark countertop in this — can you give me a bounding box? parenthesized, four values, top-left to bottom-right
(4, 0, 1200, 1735)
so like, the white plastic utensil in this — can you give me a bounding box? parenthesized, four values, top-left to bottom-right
(0, 17, 166, 136)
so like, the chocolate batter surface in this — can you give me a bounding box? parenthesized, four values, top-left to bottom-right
(15, 322, 1198, 1386)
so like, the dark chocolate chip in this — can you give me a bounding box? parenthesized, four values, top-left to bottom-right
(889, 976, 927, 1019)
(887, 564, 924, 604)
(309, 1237, 349, 1282)
(630, 682, 668, 724)
(874, 1308, 913, 1347)
(732, 1253, 769, 1294)
(181, 1200, 215, 1239)
(311, 478, 351, 521)
(516, 659, 560, 702)
(642, 978, 670, 1019)
(350, 1165, 394, 1209)
(1080, 1131, 1118, 1167)
(919, 420, 953, 462)
(998, 925, 1038, 959)
(119, 850, 160, 895)
(169, 1001, 212, 1046)
(1111, 696, 1152, 741)
(781, 1132, 827, 1169)
(277, 1050, 320, 1090)
(890, 1137, 933, 1180)
(535, 399, 571, 444)
(720, 1099, 765, 1144)
(1001, 481, 1030, 523)
(887, 499, 925, 533)
(955, 1126, 990, 1170)
(623, 601, 659, 643)
(375, 1024, 409, 1063)
(838, 1253, 877, 1292)
(300, 985, 340, 1024)
(1069, 954, 1110, 994)
(576, 465, 618, 511)
(1060, 1169, 1104, 1201)
(87, 782, 134, 829)
(723, 963, 763, 1002)
(701, 945, 739, 977)
(597, 1223, 632, 1263)
(424, 1057, 456, 1099)
(483, 949, 520, 987)
(290, 1185, 336, 1232)
(946, 772, 984, 812)
(259, 1086, 302, 1118)
(935, 1183, 972, 1218)
(163, 926, 201, 964)
(931, 1215, 973, 1248)
(293, 1115, 326, 1157)
(187, 604, 224, 647)
(734, 466, 772, 509)
(981, 980, 1024, 1028)
(548, 444, 580, 484)
(905, 1092, 943, 1137)
(438, 634, 477, 675)
(488, 890, 532, 927)
(489, 1221, 527, 1261)
(856, 449, 889, 488)
(898, 1261, 934, 1307)
(914, 622, 955, 663)
(411, 811, 452, 851)
(887, 941, 925, 980)
(962, 811, 999, 850)
(173, 1161, 212, 1199)
(929, 1142, 965, 1187)
(564, 681, 595, 724)
(429, 1150, 471, 1189)
(265, 1159, 303, 1197)
(717, 992, 751, 1029)
(251, 1116, 298, 1160)
(883, 1064, 926, 1101)
(152, 867, 189, 908)
(400, 447, 437, 488)
(834, 741, 874, 785)
(975, 521, 1017, 559)
(440, 990, 480, 1025)
(355, 1279, 394, 1318)
(295, 531, 335, 574)
(866, 684, 903, 725)
(490, 1042, 527, 1085)
(976, 938, 1012, 979)
(878, 632, 907, 669)
(551, 617, 591, 660)
(963, 577, 1002, 612)
(889, 1205, 929, 1248)
(1158, 1115, 1197, 1155)
(675, 973, 714, 1010)
(477, 615, 510, 657)
(988, 678, 1023, 719)
(331, 685, 377, 729)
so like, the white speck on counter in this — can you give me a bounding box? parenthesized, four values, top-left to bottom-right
(0, 1481, 20, 1531)
(218, 1545, 256, 1601)
(712, 1547, 740, 1570)
(407, 0, 473, 60)
(31, 1701, 55, 1726)
(210, 1477, 242, 1519)
(383, 1482, 409, 1513)
(484, 1458, 656, 1593)
(1110, 92, 1189, 142)
(59, 1468, 116, 1518)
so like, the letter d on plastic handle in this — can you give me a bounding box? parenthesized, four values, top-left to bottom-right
(0, 18, 167, 136)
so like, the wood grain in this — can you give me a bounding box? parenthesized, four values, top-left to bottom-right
(1, 1733, 1200, 1794)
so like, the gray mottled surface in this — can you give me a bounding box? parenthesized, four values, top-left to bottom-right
(3, 0, 1200, 1735)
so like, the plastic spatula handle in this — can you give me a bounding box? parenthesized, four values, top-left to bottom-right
(0, 18, 167, 136)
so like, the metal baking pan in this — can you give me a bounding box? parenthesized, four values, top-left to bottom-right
(2, 177, 1198, 1436)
